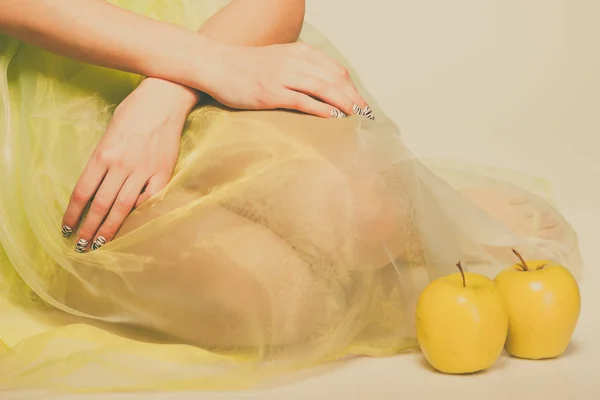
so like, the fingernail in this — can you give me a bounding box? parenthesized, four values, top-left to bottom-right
(62, 225, 73, 238)
(91, 236, 106, 251)
(75, 239, 89, 253)
(362, 106, 376, 121)
(352, 104, 363, 115)
(330, 108, 346, 119)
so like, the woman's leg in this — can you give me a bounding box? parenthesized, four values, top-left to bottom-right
(64, 110, 413, 348)
(62, 110, 576, 350)
(462, 185, 567, 242)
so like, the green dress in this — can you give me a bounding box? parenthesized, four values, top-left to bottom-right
(0, 0, 582, 395)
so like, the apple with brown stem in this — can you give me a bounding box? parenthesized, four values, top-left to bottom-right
(494, 248, 581, 359)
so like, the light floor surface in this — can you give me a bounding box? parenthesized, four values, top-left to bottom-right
(5, 0, 600, 399)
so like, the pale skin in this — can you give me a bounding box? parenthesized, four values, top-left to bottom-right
(0, 0, 371, 251)
(0, 1, 571, 349)
(0, 0, 562, 256)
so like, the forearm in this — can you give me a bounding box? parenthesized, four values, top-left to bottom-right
(0, 0, 210, 89)
(199, 0, 305, 46)
(145, 0, 306, 107)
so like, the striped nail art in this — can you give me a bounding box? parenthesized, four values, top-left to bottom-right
(330, 108, 346, 119)
(91, 236, 106, 251)
(352, 104, 363, 115)
(362, 106, 376, 121)
(62, 225, 73, 238)
(75, 239, 89, 253)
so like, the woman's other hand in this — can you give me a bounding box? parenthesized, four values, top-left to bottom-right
(200, 41, 375, 120)
(61, 78, 197, 252)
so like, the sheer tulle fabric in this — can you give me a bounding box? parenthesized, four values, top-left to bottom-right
(0, 0, 582, 394)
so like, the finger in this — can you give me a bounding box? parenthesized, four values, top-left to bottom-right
(74, 169, 128, 253)
(283, 74, 354, 117)
(275, 89, 344, 119)
(135, 173, 170, 208)
(301, 48, 372, 117)
(307, 59, 367, 110)
(91, 173, 148, 251)
(62, 156, 108, 238)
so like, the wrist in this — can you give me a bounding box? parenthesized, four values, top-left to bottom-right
(138, 77, 202, 116)
(183, 35, 230, 97)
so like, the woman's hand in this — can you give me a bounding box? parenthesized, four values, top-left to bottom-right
(61, 78, 196, 252)
(1, 1, 374, 120)
(200, 41, 376, 120)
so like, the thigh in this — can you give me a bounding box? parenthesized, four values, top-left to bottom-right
(64, 110, 421, 347)
(67, 190, 331, 347)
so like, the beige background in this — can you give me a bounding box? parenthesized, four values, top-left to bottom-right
(13, 0, 600, 399)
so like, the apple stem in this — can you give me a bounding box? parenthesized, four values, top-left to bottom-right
(512, 248, 529, 271)
(456, 261, 466, 287)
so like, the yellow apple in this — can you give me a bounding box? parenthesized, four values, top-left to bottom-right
(415, 262, 508, 374)
(494, 248, 581, 360)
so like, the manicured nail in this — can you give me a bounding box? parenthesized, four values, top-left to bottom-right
(75, 239, 89, 253)
(91, 236, 106, 251)
(62, 225, 73, 238)
(362, 106, 376, 121)
(330, 108, 346, 119)
(352, 104, 363, 115)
